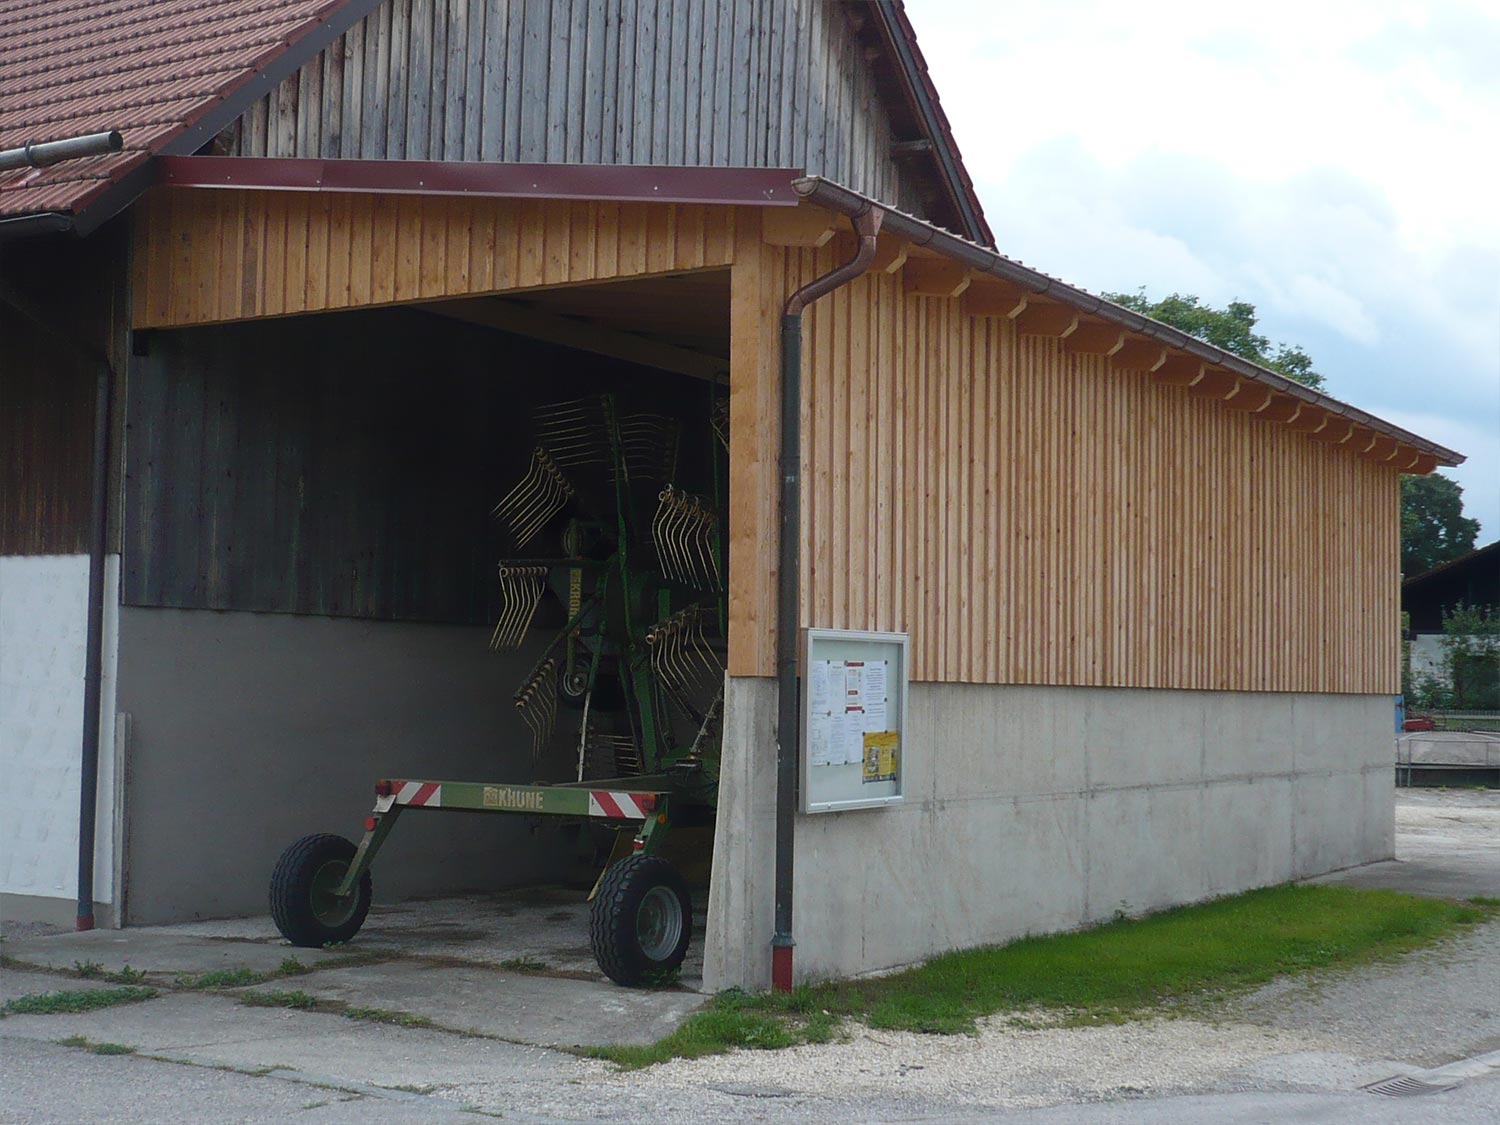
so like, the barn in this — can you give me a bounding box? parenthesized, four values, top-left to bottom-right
(0, 0, 1462, 991)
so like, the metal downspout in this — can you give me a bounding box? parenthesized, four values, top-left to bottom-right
(0, 281, 115, 931)
(75, 361, 113, 930)
(772, 208, 882, 992)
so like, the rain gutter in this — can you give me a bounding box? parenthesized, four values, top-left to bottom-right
(772, 208, 883, 992)
(155, 156, 805, 207)
(791, 177, 1463, 467)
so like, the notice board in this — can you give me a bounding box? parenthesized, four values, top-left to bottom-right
(800, 628, 909, 813)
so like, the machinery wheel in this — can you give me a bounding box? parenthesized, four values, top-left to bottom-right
(589, 855, 692, 985)
(269, 834, 372, 948)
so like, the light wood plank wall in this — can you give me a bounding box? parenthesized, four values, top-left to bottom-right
(133, 192, 1402, 694)
(729, 236, 1401, 694)
(131, 188, 738, 327)
(225, 0, 928, 219)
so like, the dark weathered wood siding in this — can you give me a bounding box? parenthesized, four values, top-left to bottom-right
(224, 0, 927, 216)
(0, 228, 126, 556)
(123, 308, 717, 622)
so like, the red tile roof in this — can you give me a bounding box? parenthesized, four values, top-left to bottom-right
(0, 0, 362, 222)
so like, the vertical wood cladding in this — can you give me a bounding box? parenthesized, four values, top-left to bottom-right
(122, 310, 711, 621)
(130, 194, 1403, 692)
(226, 0, 926, 217)
(131, 188, 737, 327)
(1, 304, 94, 555)
(0, 227, 126, 556)
(728, 234, 1402, 694)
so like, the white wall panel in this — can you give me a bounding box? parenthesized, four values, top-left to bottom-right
(0, 554, 119, 907)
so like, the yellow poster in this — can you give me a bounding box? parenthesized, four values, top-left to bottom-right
(862, 731, 899, 783)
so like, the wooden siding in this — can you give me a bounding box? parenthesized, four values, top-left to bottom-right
(1, 303, 95, 555)
(224, 0, 927, 217)
(728, 233, 1402, 694)
(129, 193, 1402, 692)
(123, 309, 715, 620)
(0, 226, 128, 556)
(131, 188, 738, 327)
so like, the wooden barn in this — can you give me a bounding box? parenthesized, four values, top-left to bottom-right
(0, 0, 1462, 989)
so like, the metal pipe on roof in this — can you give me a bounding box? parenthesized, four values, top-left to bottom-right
(771, 207, 884, 993)
(790, 176, 1463, 466)
(0, 130, 123, 173)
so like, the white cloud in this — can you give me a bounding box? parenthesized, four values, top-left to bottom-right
(908, 0, 1500, 532)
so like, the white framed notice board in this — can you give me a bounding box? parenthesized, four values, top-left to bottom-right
(800, 628, 909, 813)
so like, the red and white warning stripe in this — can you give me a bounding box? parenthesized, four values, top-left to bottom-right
(588, 791, 654, 819)
(393, 781, 442, 808)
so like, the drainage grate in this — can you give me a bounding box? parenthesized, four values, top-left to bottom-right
(1364, 1075, 1454, 1098)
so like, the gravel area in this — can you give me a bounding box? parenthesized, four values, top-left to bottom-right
(596, 1017, 1332, 1112)
(566, 790, 1500, 1119)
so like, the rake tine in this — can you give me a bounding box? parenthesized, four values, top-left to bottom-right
(669, 493, 692, 584)
(690, 502, 712, 590)
(492, 450, 545, 521)
(653, 489, 675, 581)
(504, 454, 559, 540)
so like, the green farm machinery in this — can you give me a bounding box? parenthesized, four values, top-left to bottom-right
(269, 391, 728, 985)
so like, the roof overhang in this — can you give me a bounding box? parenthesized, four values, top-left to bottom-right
(136, 157, 1461, 471)
(792, 176, 1463, 470)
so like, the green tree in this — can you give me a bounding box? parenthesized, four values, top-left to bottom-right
(1401, 473, 1480, 578)
(1104, 289, 1326, 391)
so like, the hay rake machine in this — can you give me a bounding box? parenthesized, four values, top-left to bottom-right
(269, 392, 728, 985)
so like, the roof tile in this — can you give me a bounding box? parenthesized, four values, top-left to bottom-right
(0, 0, 352, 218)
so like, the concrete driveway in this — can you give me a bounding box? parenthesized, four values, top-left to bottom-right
(2, 788, 1497, 1123)
(2, 884, 707, 1051)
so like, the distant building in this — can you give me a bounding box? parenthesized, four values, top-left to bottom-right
(1403, 541, 1500, 709)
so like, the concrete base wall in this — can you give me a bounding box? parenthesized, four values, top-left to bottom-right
(705, 679, 1395, 991)
(1, 893, 118, 931)
(116, 607, 576, 925)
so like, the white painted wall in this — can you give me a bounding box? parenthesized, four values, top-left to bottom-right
(1410, 634, 1444, 680)
(0, 554, 119, 912)
(705, 679, 1395, 991)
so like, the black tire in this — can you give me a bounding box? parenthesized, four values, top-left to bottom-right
(269, 833, 372, 948)
(589, 855, 692, 986)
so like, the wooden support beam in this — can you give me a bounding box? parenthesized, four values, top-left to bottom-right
(870, 236, 910, 274)
(1393, 449, 1424, 471)
(1062, 319, 1126, 356)
(1223, 381, 1275, 412)
(1151, 352, 1206, 386)
(890, 138, 933, 156)
(1257, 394, 1304, 424)
(1408, 453, 1439, 475)
(1362, 436, 1400, 463)
(1286, 406, 1330, 434)
(1310, 417, 1356, 444)
(420, 297, 727, 382)
(1013, 300, 1078, 338)
(903, 258, 972, 298)
(962, 278, 1029, 319)
(1346, 426, 1380, 455)
(761, 206, 839, 247)
(1109, 338, 1167, 372)
(1186, 368, 1240, 399)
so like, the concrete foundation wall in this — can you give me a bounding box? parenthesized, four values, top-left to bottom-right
(116, 607, 576, 925)
(705, 678, 1395, 991)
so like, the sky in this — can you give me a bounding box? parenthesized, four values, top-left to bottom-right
(906, 0, 1500, 540)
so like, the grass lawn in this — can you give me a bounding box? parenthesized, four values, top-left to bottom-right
(593, 884, 1496, 1069)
